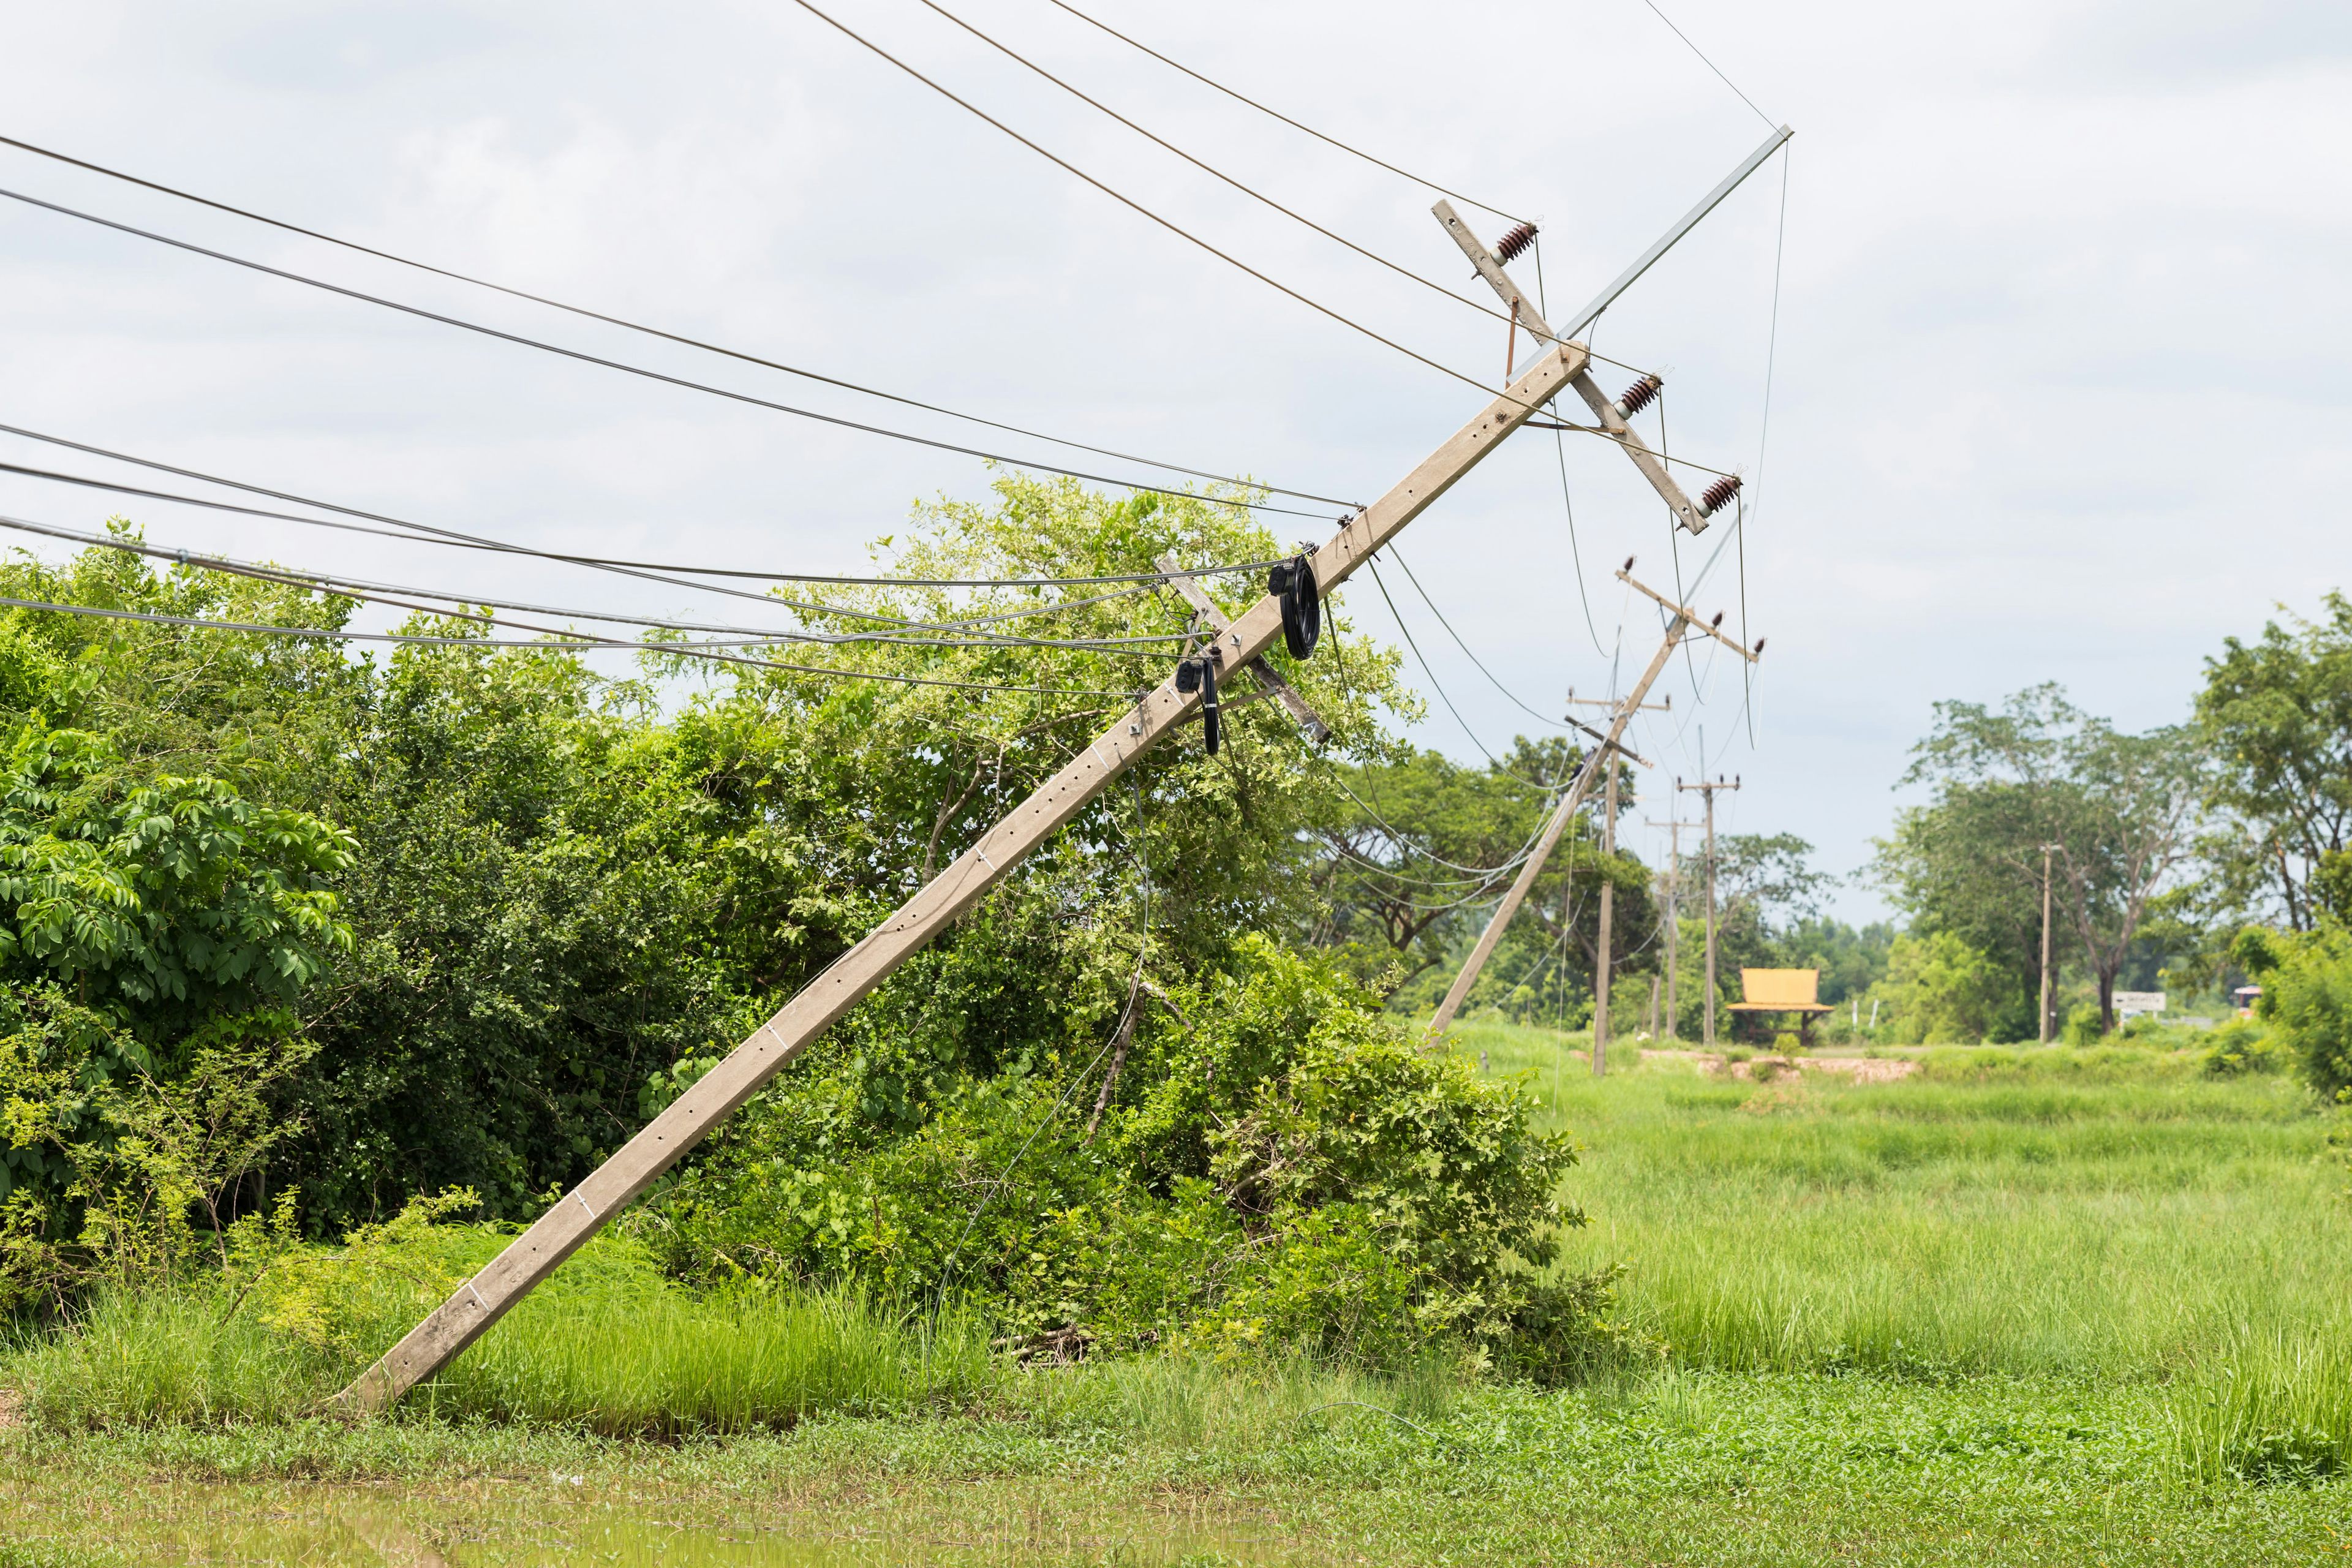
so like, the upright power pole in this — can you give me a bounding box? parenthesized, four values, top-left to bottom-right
(1429, 575, 1759, 1035)
(1591, 752, 1619, 1075)
(330, 340, 1595, 1415)
(2039, 842, 2060, 1042)
(1645, 814, 1690, 1039)
(1678, 775, 1741, 1049)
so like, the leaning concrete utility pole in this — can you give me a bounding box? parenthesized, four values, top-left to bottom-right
(1567, 690, 1664, 1077)
(1678, 775, 1742, 1049)
(1645, 813, 1690, 1039)
(1428, 571, 1760, 1036)
(329, 340, 1594, 1414)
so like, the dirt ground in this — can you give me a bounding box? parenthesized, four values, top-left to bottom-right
(1640, 1049, 1920, 1084)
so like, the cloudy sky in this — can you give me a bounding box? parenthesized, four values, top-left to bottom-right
(1, 0, 2346, 920)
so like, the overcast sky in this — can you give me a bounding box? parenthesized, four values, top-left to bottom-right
(1, 0, 2346, 922)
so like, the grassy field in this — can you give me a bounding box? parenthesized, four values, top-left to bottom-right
(5, 1029, 2349, 1566)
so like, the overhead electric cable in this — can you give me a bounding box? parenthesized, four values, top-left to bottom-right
(0, 182, 1346, 521)
(0, 511, 1190, 652)
(0, 132, 1350, 510)
(905, 0, 1518, 327)
(1038, 0, 1526, 224)
(0, 588, 1134, 698)
(1363, 558, 1550, 790)
(785, 0, 1508, 401)
(1388, 546, 1567, 731)
(0, 427, 1281, 605)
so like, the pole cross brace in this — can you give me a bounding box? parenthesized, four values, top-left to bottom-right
(1433, 200, 1718, 536)
(1156, 554, 1330, 742)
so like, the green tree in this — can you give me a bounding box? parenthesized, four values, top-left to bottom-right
(1869, 930, 2010, 1044)
(1876, 684, 2203, 1033)
(2197, 593, 2352, 930)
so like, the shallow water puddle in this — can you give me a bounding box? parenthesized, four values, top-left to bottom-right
(8, 1487, 1299, 1565)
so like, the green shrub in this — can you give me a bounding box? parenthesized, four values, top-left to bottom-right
(2060, 1003, 2105, 1047)
(648, 937, 1611, 1375)
(2234, 926, 2352, 1101)
(2198, 1018, 2282, 1077)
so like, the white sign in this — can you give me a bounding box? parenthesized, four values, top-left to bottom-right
(2113, 991, 2166, 1018)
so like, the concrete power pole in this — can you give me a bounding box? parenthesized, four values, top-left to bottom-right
(2039, 842, 2060, 1043)
(1678, 775, 1741, 1049)
(1566, 690, 1665, 1076)
(1431, 577, 1760, 1035)
(1645, 815, 1690, 1040)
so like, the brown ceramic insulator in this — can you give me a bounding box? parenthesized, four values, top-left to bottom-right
(1699, 474, 1743, 515)
(1493, 222, 1538, 264)
(1616, 374, 1662, 416)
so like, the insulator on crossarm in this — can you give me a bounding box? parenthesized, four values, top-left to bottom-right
(1616, 374, 1662, 417)
(1493, 222, 1537, 265)
(1699, 474, 1743, 516)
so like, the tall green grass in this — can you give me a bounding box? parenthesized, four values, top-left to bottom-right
(12, 1235, 998, 1435)
(1463, 1023, 2352, 1477)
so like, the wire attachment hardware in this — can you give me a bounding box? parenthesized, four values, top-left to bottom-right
(1698, 474, 1743, 516)
(1268, 553, 1321, 660)
(1174, 646, 1225, 754)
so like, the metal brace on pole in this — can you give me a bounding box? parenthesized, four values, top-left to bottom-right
(328, 340, 1596, 1415)
(1427, 568, 1759, 1036)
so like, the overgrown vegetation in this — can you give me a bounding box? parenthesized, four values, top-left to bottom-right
(0, 480, 1616, 1382)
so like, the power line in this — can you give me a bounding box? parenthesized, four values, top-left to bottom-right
(1387, 546, 1567, 731)
(906, 0, 1519, 328)
(1363, 557, 1551, 790)
(1039, 0, 1526, 224)
(786, 0, 1508, 402)
(0, 589, 1136, 698)
(0, 510, 1190, 654)
(0, 428, 1283, 630)
(0, 132, 1351, 513)
(0, 181, 1348, 522)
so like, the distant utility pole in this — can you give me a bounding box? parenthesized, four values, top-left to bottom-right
(1430, 571, 1759, 1035)
(1567, 690, 1667, 1077)
(1677, 774, 1742, 1049)
(1644, 813, 1691, 1040)
(2039, 842, 2060, 1043)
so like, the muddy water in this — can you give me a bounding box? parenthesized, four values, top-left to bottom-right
(9, 1486, 1300, 1565)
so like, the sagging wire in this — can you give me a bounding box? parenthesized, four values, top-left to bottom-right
(1364, 558, 1551, 791)
(1387, 548, 1567, 731)
(1736, 146, 1792, 752)
(0, 511, 1201, 655)
(0, 589, 1140, 698)
(930, 748, 1156, 1314)
(0, 134, 1352, 514)
(1531, 236, 1608, 657)
(0, 186, 1353, 526)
